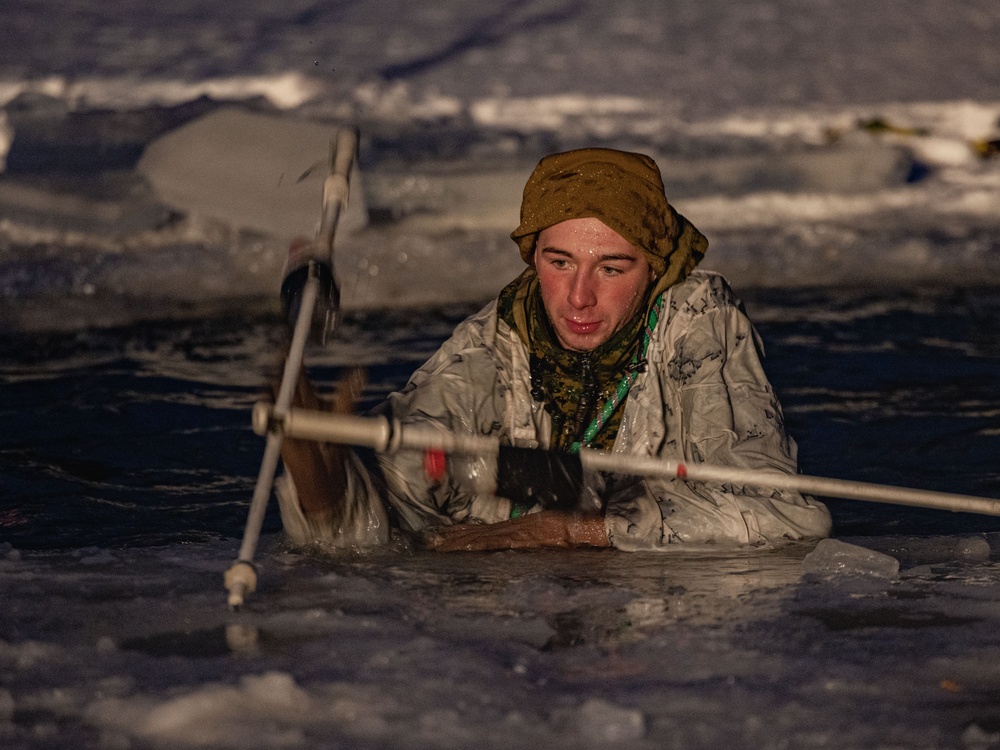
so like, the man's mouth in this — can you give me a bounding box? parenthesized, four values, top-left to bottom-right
(565, 319, 600, 335)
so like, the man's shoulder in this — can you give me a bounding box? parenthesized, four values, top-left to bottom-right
(667, 269, 743, 316)
(450, 299, 501, 347)
(431, 299, 522, 365)
(397, 300, 505, 396)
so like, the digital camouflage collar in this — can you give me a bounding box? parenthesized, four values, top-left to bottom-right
(498, 269, 649, 452)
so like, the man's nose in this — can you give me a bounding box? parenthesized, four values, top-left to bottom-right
(568, 271, 597, 309)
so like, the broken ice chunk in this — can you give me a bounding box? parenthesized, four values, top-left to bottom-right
(0, 688, 13, 721)
(962, 722, 1000, 750)
(954, 535, 991, 562)
(802, 539, 900, 579)
(576, 698, 646, 743)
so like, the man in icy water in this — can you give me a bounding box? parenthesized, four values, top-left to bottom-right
(277, 148, 832, 551)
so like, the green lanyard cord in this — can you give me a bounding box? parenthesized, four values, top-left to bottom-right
(569, 292, 664, 454)
(510, 293, 665, 519)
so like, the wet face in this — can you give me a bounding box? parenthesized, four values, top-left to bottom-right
(533, 217, 654, 352)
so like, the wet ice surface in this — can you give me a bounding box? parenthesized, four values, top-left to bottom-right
(5, 537, 1000, 749)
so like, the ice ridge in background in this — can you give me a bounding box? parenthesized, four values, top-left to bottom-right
(2, 83, 998, 332)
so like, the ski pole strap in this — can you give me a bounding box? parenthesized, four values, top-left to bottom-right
(571, 292, 665, 453)
(280, 258, 339, 331)
(500, 445, 584, 518)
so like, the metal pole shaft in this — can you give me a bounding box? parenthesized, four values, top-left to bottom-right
(237, 277, 319, 562)
(226, 274, 319, 609)
(256, 406, 1000, 519)
(581, 452, 1000, 517)
(227, 126, 357, 608)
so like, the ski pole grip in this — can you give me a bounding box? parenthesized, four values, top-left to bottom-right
(253, 402, 393, 452)
(319, 127, 358, 256)
(332, 127, 358, 179)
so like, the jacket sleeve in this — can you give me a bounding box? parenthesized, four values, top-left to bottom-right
(605, 279, 833, 550)
(275, 305, 513, 548)
(371, 308, 515, 532)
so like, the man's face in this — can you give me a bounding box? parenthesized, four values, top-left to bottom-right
(534, 217, 653, 352)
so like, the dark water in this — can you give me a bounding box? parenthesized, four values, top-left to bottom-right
(747, 285, 1000, 535)
(2, 287, 999, 551)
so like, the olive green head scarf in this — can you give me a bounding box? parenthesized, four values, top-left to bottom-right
(510, 148, 708, 290)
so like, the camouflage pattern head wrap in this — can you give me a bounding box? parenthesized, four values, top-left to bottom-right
(510, 148, 708, 289)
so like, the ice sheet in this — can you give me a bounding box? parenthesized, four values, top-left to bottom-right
(4, 538, 1000, 748)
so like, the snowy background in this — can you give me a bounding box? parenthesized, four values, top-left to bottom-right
(1, 0, 1000, 327)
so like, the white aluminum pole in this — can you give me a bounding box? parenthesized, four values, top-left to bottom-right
(254, 406, 1000, 519)
(226, 128, 358, 609)
(225, 278, 319, 609)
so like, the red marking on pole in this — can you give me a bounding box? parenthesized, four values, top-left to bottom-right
(677, 463, 687, 480)
(286, 236, 312, 264)
(423, 449, 447, 484)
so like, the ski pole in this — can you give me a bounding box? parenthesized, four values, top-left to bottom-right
(225, 127, 358, 609)
(252, 405, 1000, 519)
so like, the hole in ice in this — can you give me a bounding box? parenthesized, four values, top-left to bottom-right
(120, 624, 273, 658)
(541, 609, 632, 650)
(801, 607, 978, 631)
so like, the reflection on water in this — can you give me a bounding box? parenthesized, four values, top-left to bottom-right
(279, 545, 811, 650)
(799, 607, 979, 631)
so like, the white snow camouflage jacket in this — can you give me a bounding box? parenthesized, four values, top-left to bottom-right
(278, 270, 832, 550)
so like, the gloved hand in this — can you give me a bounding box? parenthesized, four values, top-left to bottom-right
(279, 237, 340, 340)
(420, 511, 609, 552)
